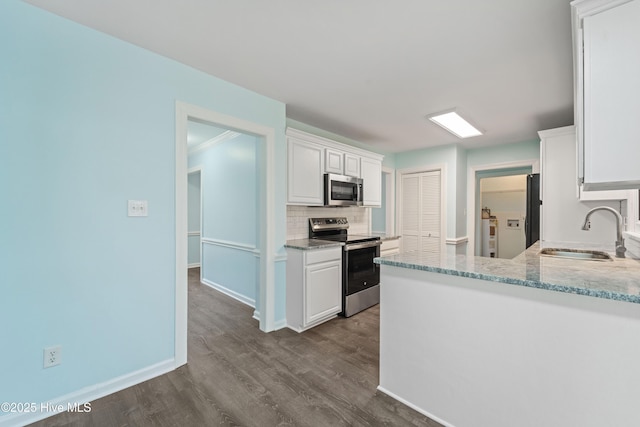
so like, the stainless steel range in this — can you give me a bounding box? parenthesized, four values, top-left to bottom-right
(309, 217, 381, 317)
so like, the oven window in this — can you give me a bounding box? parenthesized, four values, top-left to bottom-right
(345, 245, 380, 295)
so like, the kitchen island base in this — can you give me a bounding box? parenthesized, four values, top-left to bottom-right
(379, 265, 640, 427)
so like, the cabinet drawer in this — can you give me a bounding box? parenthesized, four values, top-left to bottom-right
(305, 247, 342, 265)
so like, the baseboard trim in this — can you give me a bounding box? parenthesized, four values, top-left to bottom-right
(445, 236, 469, 246)
(0, 359, 174, 427)
(253, 311, 287, 331)
(201, 278, 255, 308)
(188, 263, 200, 269)
(376, 385, 455, 427)
(273, 319, 288, 331)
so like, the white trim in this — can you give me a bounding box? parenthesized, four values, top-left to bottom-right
(537, 125, 576, 140)
(187, 231, 201, 237)
(175, 103, 189, 368)
(201, 237, 259, 254)
(188, 167, 203, 274)
(396, 164, 447, 255)
(175, 101, 278, 370)
(201, 278, 256, 308)
(188, 130, 240, 155)
(626, 189, 640, 234)
(376, 386, 455, 427)
(188, 263, 201, 269)
(0, 359, 174, 427)
(286, 127, 384, 162)
(252, 310, 288, 330)
(466, 159, 539, 257)
(445, 236, 469, 246)
(382, 166, 396, 235)
(625, 231, 640, 243)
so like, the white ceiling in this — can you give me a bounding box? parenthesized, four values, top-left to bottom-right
(26, 0, 575, 153)
(187, 120, 227, 149)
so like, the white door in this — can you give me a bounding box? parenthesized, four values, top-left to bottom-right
(400, 170, 441, 254)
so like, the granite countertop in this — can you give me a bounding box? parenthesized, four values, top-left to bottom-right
(374, 241, 640, 304)
(370, 232, 401, 241)
(285, 239, 344, 250)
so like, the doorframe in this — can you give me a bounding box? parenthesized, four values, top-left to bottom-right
(396, 164, 447, 255)
(175, 101, 276, 367)
(187, 166, 202, 270)
(467, 159, 539, 257)
(377, 166, 395, 234)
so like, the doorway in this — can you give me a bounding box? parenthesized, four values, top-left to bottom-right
(371, 167, 395, 234)
(175, 101, 277, 367)
(467, 159, 539, 257)
(187, 168, 202, 269)
(187, 120, 260, 307)
(478, 174, 528, 259)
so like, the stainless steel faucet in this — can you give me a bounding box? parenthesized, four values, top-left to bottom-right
(581, 206, 626, 258)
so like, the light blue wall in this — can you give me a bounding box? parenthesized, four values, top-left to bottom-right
(393, 140, 540, 240)
(371, 172, 387, 233)
(188, 171, 201, 266)
(395, 144, 462, 237)
(0, 0, 286, 413)
(467, 140, 540, 168)
(189, 134, 259, 302)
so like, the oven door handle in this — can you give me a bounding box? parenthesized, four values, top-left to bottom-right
(344, 240, 382, 251)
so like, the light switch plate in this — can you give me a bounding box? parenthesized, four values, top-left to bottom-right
(128, 200, 148, 217)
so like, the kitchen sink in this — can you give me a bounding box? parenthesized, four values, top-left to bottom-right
(539, 248, 613, 261)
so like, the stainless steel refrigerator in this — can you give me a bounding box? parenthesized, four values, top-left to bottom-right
(525, 173, 541, 248)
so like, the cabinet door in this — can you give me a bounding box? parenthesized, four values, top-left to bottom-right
(577, 0, 640, 189)
(325, 148, 344, 174)
(344, 153, 361, 178)
(361, 157, 382, 206)
(287, 138, 324, 205)
(304, 260, 342, 326)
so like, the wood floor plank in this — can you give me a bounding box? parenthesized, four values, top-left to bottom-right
(28, 269, 441, 427)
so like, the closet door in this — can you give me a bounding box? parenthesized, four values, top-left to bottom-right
(401, 174, 420, 252)
(400, 170, 441, 255)
(420, 171, 441, 253)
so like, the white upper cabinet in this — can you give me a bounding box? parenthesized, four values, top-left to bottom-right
(361, 157, 382, 207)
(287, 137, 324, 206)
(286, 128, 384, 206)
(324, 148, 344, 174)
(572, 0, 640, 190)
(344, 153, 361, 178)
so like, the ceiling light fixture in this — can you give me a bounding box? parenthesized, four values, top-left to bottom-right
(427, 110, 483, 139)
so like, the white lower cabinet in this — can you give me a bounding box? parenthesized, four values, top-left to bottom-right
(286, 246, 342, 332)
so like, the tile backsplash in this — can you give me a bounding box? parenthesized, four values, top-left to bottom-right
(287, 206, 370, 240)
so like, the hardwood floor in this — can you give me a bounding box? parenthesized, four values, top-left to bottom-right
(30, 268, 442, 427)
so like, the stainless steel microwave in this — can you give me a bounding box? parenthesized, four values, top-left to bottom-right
(324, 173, 363, 206)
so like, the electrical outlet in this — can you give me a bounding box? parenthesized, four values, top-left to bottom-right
(44, 345, 62, 368)
(127, 200, 148, 217)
